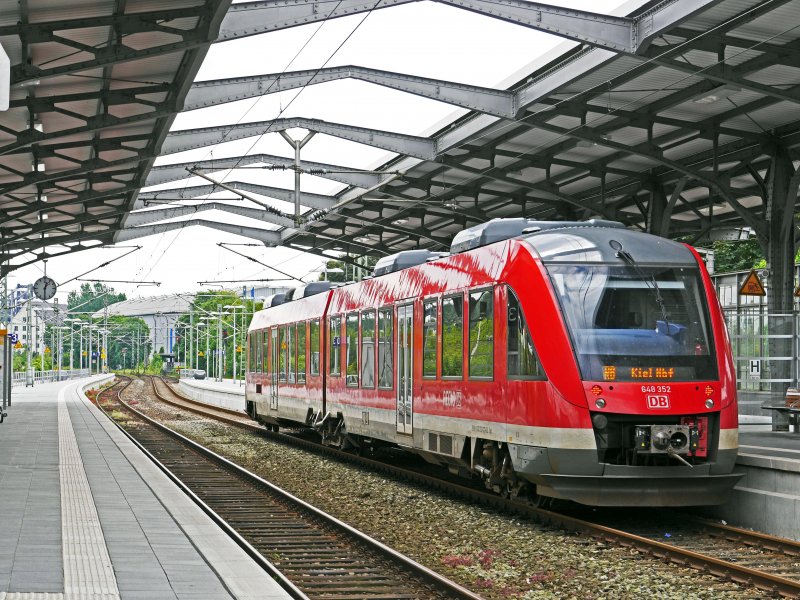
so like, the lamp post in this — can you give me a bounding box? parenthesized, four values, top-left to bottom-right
(64, 318, 78, 376)
(197, 321, 208, 373)
(223, 304, 239, 384)
(87, 324, 96, 375)
(98, 329, 110, 373)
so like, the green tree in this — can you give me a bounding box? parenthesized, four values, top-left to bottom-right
(707, 239, 765, 273)
(67, 282, 126, 315)
(318, 257, 379, 282)
(174, 291, 258, 378)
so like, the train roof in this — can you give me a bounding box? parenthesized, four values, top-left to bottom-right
(523, 225, 697, 265)
(373, 249, 449, 277)
(450, 218, 624, 254)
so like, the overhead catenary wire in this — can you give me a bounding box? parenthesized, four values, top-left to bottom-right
(134, 0, 382, 283)
(133, 0, 797, 286)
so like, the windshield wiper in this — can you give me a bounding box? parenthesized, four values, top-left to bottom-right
(609, 240, 670, 329)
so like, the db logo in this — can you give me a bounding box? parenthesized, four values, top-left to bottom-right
(647, 394, 670, 409)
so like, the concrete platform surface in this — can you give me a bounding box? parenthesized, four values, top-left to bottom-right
(177, 378, 244, 412)
(0, 376, 290, 600)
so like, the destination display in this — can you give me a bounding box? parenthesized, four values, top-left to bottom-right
(602, 365, 697, 381)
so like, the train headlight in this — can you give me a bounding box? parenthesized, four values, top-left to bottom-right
(705, 398, 715, 409)
(595, 398, 606, 409)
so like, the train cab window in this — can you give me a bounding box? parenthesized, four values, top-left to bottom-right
(378, 308, 394, 389)
(288, 324, 296, 384)
(297, 322, 307, 384)
(441, 295, 463, 378)
(329, 316, 342, 376)
(278, 326, 287, 382)
(346, 313, 359, 387)
(361, 310, 376, 388)
(507, 287, 545, 380)
(310, 319, 321, 376)
(423, 299, 438, 378)
(469, 289, 494, 379)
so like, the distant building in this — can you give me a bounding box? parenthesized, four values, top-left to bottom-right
(243, 284, 292, 302)
(8, 285, 66, 351)
(95, 294, 193, 356)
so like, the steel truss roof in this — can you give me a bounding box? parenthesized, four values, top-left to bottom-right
(0, 0, 232, 275)
(3, 0, 800, 273)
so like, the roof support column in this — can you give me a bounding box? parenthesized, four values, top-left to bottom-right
(279, 130, 315, 224)
(647, 185, 667, 237)
(763, 146, 798, 397)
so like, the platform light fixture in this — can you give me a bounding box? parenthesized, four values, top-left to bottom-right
(692, 85, 741, 104)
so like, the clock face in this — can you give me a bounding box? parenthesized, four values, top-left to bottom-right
(33, 276, 58, 301)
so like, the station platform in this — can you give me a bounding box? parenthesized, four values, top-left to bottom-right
(176, 377, 245, 412)
(0, 376, 290, 600)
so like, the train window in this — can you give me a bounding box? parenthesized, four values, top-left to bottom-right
(288, 324, 296, 384)
(378, 308, 394, 389)
(423, 299, 438, 378)
(310, 319, 321, 376)
(297, 322, 307, 384)
(548, 264, 717, 381)
(248, 332, 255, 372)
(469, 289, 494, 379)
(507, 287, 545, 380)
(346, 313, 359, 387)
(261, 329, 268, 375)
(441, 295, 463, 378)
(329, 316, 342, 376)
(361, 310, 376, 388)
(278, 326, 287, 382)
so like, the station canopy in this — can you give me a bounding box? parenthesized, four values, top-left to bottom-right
(1, 0, 799, 273)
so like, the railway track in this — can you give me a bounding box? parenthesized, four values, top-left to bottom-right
(99, 377, 483, 600)
(138, 375, 800, 598)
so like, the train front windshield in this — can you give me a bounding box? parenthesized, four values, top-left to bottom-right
(547, 265, 717, 382)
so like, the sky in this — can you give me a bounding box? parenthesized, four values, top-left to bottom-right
(9, 0, 627, 303)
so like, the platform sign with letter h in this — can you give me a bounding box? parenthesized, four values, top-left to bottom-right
(748, 360, 761, 380)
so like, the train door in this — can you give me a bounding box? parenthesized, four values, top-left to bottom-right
(396, 304, 413, 435)
(269, 327, 279, 410)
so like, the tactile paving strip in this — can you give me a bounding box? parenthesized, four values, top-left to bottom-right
(57, 386, 120, 600)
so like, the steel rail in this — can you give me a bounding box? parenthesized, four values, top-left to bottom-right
(141, 376, 800, 598)
(100, 377, 309, 600)
(108, 376, 484, 600)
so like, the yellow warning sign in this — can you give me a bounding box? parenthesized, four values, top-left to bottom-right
(14, 342, 22, 349)
(44, 347, 50, 354)
(739, 270, 766, 296)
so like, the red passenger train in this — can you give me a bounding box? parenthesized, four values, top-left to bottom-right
(245, 219, 742, 506)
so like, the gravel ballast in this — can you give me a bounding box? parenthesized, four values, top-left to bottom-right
(112, 380, 755, 599)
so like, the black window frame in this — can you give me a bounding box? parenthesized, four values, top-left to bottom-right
(422, 297, 438, 379)
(506, 286, 546, 381)
(468, 287, 495, 380)
(360, 309, 376, 389)
(297, 321, 307, 384)
(329, 315, 342, 376)
(346, 312, 359, 387)
(377, 307, 394, 390)
(441, 293, 464, 379)
(309, 319, 321, 376)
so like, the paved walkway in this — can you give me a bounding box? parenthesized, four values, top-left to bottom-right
(0, 376, 289, 600)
